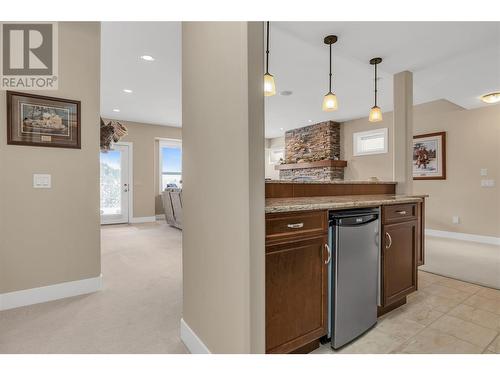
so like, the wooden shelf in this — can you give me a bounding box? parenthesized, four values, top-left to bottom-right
(275, 160, 347, 170)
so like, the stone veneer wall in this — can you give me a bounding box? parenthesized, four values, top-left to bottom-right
(284, 121, 340, 163)
(280, 120, 344, 180)
(279, 166, 344, 180)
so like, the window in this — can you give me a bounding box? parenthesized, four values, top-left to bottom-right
(269, 148, 284, 164)
(353, 128, 388, 156)
(159, 139, 182, 191)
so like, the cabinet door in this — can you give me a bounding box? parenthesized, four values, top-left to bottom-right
(382, 220, 417, 306)
(266, 235, 328, 354)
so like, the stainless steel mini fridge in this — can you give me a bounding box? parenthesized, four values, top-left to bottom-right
(328, 208, 380, 349)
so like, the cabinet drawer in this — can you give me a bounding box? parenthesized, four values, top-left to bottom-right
(383, 203, 417, 224)
(266, 210, 327, 242)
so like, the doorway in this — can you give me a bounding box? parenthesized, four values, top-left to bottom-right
(100, 142, 133, 224)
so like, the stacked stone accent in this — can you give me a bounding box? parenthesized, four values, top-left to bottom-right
(280, 120, 344, 181)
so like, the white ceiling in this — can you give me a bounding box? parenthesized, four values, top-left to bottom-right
(101, 22, 181, 126)
(100, 22, 500, 135)
(265, 22, 500, 137)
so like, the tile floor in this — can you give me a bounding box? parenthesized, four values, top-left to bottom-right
(313, 270, 500, 354)
(0, 221, 188, 354)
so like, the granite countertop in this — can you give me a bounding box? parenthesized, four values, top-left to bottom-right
(265, 194, 425, 213)
(265, 179, 397, 185)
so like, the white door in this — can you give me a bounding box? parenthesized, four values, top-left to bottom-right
(100, 143, 131, 224)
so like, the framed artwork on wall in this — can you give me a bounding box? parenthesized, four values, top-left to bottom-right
(413, 131, 446, 180)
(7, 91, 81, 149)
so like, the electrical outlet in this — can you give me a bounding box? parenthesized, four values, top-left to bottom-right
(452, 216, 460, 224)
(481, 179, 495, 188)
(33, 174, 51, 188)
(480, 168, 488, 176)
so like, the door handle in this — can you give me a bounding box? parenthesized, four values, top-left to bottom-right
(396, 210, 407, 215)
(324, 243, 331, 264)
(287, 222, 304, 229)
(385, 232, 392, 249)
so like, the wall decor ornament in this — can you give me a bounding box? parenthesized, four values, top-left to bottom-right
(100, 117, 128, 152)
(7, 91, 81, 149)
(413, 131, 446, 180)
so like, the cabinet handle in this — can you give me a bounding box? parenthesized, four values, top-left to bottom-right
(324, 243, 331, 264)
(385, 232, 392, 249)
(287, 222, 304, 229)
(396, 210, 407, 215)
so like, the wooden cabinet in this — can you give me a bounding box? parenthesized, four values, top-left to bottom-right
(380, 204, 418, 308)
(265, 210, 328, 354)
(265, 202, 425, 352)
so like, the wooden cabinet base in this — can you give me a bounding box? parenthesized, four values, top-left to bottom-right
(377, 297, 406, 317)
(289, 339, 320, 354)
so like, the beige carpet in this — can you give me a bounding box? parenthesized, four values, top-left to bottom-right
(420, 236, 500, 289)
(0, 221, 188, 354)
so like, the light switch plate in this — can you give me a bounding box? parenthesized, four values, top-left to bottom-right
(33, 174, 51, 188)
(480, 168, 488, 176)
(452, 216, 460, 224)
(480, 179, 495, 188)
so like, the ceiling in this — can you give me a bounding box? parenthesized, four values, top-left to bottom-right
(101, 22, 181, 126)
(100, 22, 500, 135)
(265, 22, 500, 137)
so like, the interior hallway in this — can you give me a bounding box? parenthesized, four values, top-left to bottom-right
(0, 222, 187, 354)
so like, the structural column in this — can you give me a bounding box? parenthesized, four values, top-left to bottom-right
(393, 71, 414, 195)
(181, 22, 265, 354)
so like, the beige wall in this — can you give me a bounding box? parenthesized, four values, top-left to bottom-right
(104, 120, 181, 218)
(341, 100, 500, 237)
(182, 22, 265, 353)
(413, 103, 500, 237)
(341, 115, 394, 181)
(0, 23, 101, 293)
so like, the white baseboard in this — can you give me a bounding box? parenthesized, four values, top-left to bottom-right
(0, 274, 102, 311)
(180, 318, 211, 354)
(426, 229, 500, 246)
(130, 216, 157, 224)
(155, 214, 165, 221)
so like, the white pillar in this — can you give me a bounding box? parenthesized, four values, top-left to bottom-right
(393, 71, 414, 195)
(181, 22, 265, 354)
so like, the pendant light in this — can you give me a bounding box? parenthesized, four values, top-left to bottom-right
(369, 57, 383, 122)
(322, 35, 338, 112)
(264, 21, 276, 96)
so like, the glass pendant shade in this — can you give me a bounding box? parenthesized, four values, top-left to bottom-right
(264, 73, 276, 96)
(322, 92, 338, 111)
(369, 106, 383, 122)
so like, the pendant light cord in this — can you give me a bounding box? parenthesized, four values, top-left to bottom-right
(266, 21, 270, 75)
(374, 63, 378, 107)
(329, 43, 332, 93)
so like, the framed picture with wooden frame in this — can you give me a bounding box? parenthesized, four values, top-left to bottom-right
(7, 91, 81, 149)
(413, 131, 446, 180)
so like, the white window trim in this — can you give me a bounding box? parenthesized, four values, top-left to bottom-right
(158, 138, 182, 192)
(267, 147, 284, 165)
(352, 128, 388, 156)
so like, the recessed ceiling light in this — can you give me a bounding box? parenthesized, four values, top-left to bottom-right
(140, 55, 155, 61)
(280, 127, 284, 131)
(308, 119, 313, 123)
(279, 90, 293, 96)
(113, 109, 120, 112)
(480, 92, 500, 104)
(123, 89, 133, 94)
